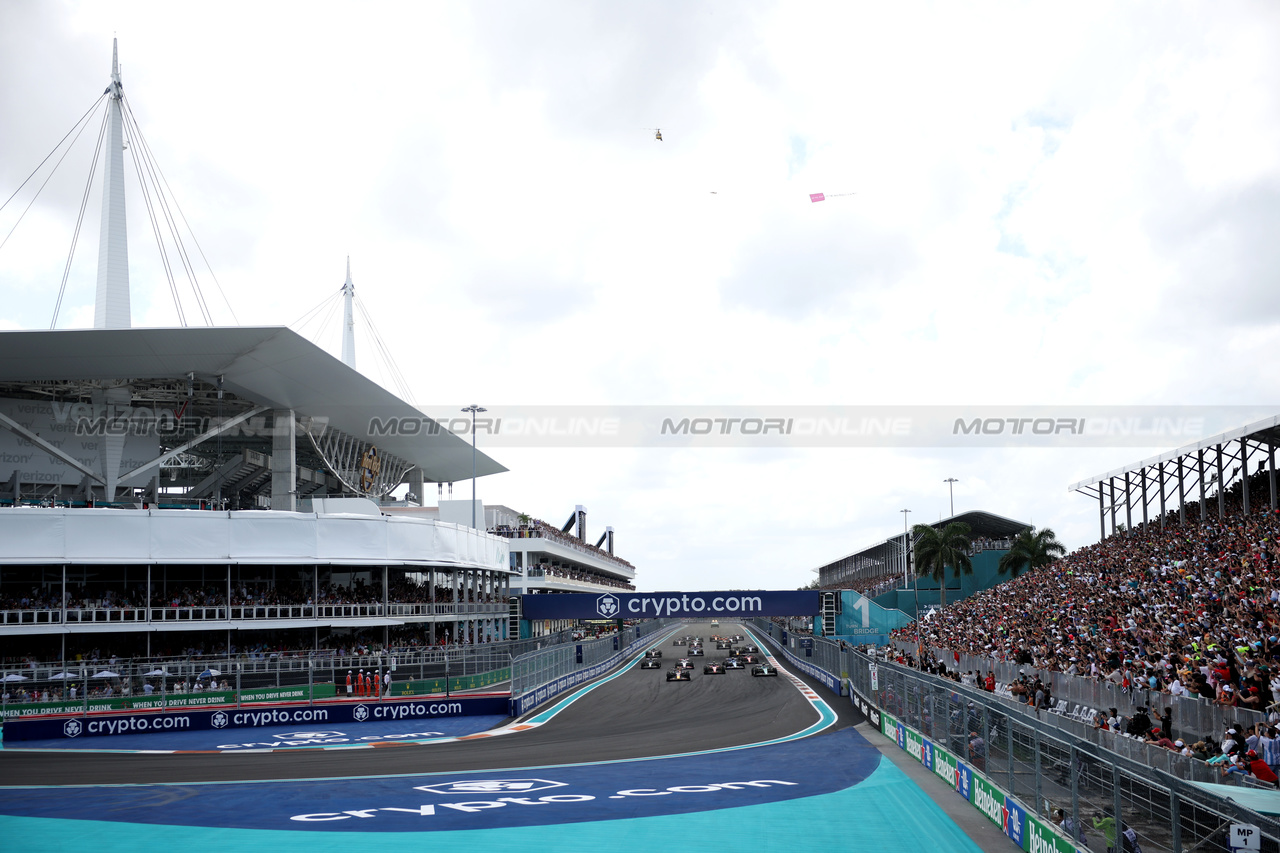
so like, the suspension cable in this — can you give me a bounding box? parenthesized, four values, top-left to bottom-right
(122, 108, 186, 326)
(123, 96, 238, 325)
(0, 93, 107, 215)
(1, 95, 108, 255)
(50, 107, 111, 329)
(122, 96, 213, 325)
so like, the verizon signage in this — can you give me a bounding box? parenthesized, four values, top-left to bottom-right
(519, 590, 821, 620)
(0, 396, 158, 487)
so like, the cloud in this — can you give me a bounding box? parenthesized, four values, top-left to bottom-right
(719, 210, 917, 319)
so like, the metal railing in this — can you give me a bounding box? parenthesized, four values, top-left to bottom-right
(0, 601, 508, 626)
(899, 640, 1273, 746)
(1, 630, 580, 719)
(511, 621, 669, 698)
(751, 620, 1280, 853)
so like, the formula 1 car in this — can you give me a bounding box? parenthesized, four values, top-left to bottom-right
(740, 653, 761, 664)
(640, 658, 662, 670)
(723, 657, 745, 670)
(688, 647, 704, 656)
(672, 638, 687, 646)
(716, 641, 734, 650)
(740, 644, 759, 654)
(645, 648, 663, 658)
(703, 662, 726, 675)
(666, 667, 692, 682)
(751, 664, 779, 677)
(676, 658, 693, 670)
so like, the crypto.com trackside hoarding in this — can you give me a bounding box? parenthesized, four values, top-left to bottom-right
(519, 590, 820, 621)
(2, 695, 509, 741)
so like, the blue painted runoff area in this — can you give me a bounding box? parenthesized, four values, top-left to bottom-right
(0, 728, 982, 853)
(0, 714, 508, 752)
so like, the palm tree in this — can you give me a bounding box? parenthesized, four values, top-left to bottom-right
(997, 527, 1065, 578)
(911, 521, 973, 609)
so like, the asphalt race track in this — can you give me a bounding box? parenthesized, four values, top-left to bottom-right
(0, 625, 836, 785)
(0, 626, 988, 853)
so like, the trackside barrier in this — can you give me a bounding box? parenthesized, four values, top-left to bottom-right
(891, 638, 1272, 744)
(1, 631, 575, 721)
(1, 695, 509, 741)
(509, 621, 672, 716)
(749, 620, 1280, 853)
(758, 628, 1083, 852)
(850, 684, 1084, 853)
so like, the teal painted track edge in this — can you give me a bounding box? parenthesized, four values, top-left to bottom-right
(0, 757, 984, 853)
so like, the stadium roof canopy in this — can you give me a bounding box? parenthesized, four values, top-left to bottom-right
(0, 326, 505, 483)
(1067, 413, 1280, 494)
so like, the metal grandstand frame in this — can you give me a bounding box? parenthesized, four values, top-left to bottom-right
(1069, 414, 1280, 539)
(0, 327, 507, 507)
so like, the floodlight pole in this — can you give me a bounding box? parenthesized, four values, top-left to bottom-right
(461, 405, 486, 530)
(900, 509, 911, 587)
(903, 507, 921, 667)
(944, 478, 958, 517)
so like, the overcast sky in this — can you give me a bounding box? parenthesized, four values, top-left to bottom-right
(2, 1, 1278, 592)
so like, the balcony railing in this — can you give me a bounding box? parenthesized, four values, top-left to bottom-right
(0, 601, 508, 626)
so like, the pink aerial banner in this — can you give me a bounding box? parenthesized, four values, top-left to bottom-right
(809, 193, 825, 203)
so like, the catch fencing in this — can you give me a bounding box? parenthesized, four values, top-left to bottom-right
(896, 639, 1271, 744)
(511, 620, 670, 699)
(752, 621, 1280, 853)
(1, 632, 575, 720)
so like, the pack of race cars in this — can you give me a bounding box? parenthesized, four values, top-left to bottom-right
(651, 633, 779, 680)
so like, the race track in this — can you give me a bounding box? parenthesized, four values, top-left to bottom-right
(0, 624, 849, 785)
(0, 626, 994, 853)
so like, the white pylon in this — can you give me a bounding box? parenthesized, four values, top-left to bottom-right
(94, 38, 131, 329)
(341, 257, 356, 369)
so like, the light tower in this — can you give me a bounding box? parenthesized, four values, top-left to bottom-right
(94, 38, 131, 329)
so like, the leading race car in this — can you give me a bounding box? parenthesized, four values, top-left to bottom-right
(672, 638, 687, 646)
(703, 662, 725, 675)
(645, 648, 663, 658)
(723, 657, 745, 670)
(640, 657, 662, 670)
(676, 658, 694, 670)
(666, 667, 692, 682)
(751, 663, 779, 677)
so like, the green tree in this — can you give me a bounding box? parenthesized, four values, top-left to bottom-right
(912, 521, 973, 609)
(799, 577, 822, 591)
(997, 526, 1066, 578)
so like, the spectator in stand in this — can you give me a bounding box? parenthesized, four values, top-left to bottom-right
(1245, 749, 1279, 786)
(891, 472, 1280, 723)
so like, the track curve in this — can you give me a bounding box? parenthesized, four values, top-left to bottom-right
(0, 625, 854, 786)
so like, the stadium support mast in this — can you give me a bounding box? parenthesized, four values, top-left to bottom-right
(341, 258, 356, 368)
(94, 39, 131, 329)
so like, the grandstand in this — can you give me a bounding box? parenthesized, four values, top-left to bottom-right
(815, 510, 1029, 616)
(0, 42, 517, 665)
(385, 503, 637, 637)
(884, 415, 1280, 794)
